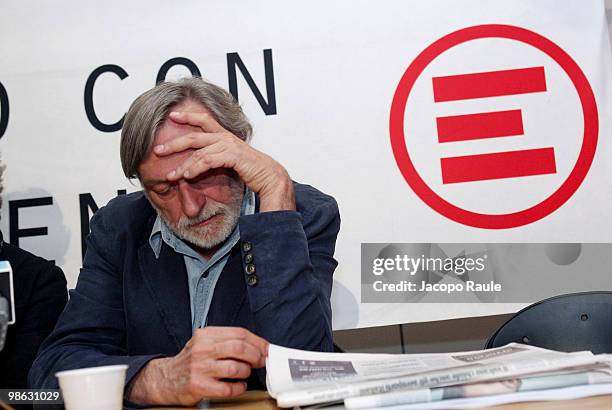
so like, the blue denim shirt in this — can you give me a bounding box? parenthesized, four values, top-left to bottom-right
(148, 188, 255, 331)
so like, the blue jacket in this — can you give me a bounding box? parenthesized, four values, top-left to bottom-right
(29, 182, 340, 393)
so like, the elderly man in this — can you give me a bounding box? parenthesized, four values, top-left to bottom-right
(29, 77, 340, 406)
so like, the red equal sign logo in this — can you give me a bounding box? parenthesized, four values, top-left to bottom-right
(432, 66, 557, 184)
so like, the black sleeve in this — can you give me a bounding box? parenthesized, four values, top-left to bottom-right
(0, 256, 68, 389)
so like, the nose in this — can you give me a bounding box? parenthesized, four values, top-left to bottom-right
(178, 182, 206, 218)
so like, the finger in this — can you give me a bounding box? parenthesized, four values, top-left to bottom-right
(180, 151, 237, 180)
(164, 144, 228, 180)
(168, 111, 225, 133)
(198, 327, 269, 359)
(211, 359, 252, 379)
(153, 132, 225, 157)
(212, 340, 265, 368)
(203, 379, 247, 398)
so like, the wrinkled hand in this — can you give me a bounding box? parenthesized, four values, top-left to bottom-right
(154, 111, 295, 212)
(128, 327, 269, 406)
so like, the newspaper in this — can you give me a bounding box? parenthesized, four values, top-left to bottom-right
(320, 384, 612, 410)
(344, 366, 612, 408)
(265, 343, 609, 407)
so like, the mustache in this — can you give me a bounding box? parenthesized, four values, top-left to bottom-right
(178, 204, 226, 228)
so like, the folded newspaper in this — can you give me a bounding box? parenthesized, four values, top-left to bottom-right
(265, 343, 612, 408)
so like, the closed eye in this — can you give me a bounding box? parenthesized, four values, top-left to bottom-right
(152, 183, 177, 197)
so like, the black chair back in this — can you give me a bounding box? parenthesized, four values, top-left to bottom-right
(486, 291, 612, 354)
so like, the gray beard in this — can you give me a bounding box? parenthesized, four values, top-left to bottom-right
(147, 183, 244, 250)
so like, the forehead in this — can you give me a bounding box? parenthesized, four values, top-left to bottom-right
(139, 100, 209, 183)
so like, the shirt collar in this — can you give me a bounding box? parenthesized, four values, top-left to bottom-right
(149, 187, 255, 259)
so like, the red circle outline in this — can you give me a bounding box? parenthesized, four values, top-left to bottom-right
(389, 24, 598, 229)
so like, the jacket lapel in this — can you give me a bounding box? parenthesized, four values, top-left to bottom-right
(137, 242, 192, 350)
(207, 245, 247, 327)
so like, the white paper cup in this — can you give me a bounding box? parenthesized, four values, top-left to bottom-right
(56, 364, 128, 410)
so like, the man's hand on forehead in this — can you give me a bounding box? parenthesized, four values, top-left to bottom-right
(153, 110, 296, 212)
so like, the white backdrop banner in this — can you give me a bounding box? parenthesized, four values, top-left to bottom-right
(0, 0, 610, 329)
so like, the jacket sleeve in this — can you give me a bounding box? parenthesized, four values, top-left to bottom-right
(238, 184, 340, 353)
(0, 260, 67, 389)
(28, 207, 161, 392)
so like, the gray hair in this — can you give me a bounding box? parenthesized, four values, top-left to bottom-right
(120, 77, 253, 179)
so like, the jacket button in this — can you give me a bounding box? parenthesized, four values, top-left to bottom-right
(247, 274, 258, 287)
(244, 253, 254, 264)
(242, 241, 252, 252)
(245, 263, 256, 274)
